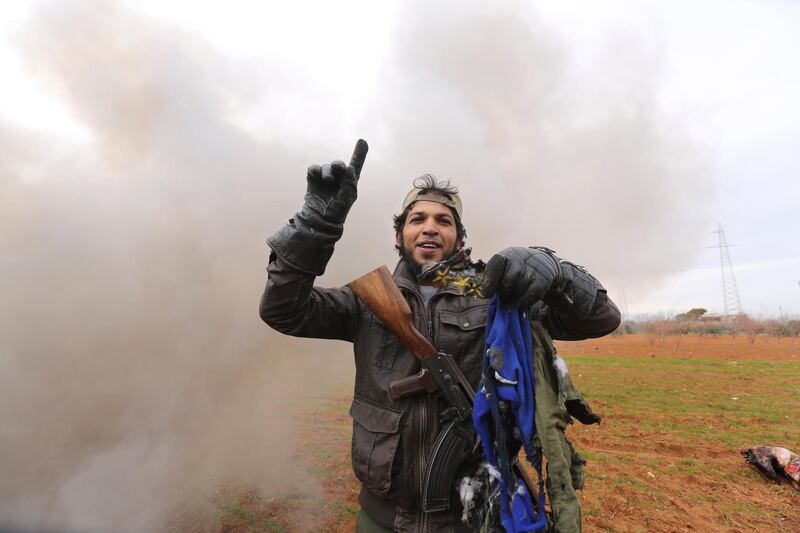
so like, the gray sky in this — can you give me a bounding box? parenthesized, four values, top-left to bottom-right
(2, 0, 798, 317)
(1, 1, 798, 530)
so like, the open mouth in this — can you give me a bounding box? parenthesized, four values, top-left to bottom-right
(416, 241, 441, 250)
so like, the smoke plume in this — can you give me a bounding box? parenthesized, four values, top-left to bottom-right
(341, 1, 712, 295)
(1, 0, 712, 530)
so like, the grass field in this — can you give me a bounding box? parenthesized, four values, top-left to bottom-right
(175, 334, 800, 532)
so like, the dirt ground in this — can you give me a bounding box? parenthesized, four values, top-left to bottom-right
(182, 334, 800, 532)
(557, 332, 800, 361)
(559, 334, 799, 532)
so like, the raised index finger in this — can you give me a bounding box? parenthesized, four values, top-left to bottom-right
(349, 138, 369, 179)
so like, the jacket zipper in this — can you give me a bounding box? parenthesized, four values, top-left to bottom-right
(419, 300, 436, 533)
(418, 396, 428, 533)
(420, 290, 454, 533)
(399, 283, 459, 533)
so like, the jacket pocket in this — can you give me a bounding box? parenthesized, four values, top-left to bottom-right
(438, 306, 488, 385)
(349, 396, 404, 495)
(438, 306, 487, 332)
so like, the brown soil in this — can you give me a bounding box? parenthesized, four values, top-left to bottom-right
(569, 421, 798, 533)
(188, 335, 800, 532)
(558, 332, 800, 361)
(558, 335, 800, 532)
(303, 336, 800, 532)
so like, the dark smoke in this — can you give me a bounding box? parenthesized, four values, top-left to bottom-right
(1, 0, 713, 530)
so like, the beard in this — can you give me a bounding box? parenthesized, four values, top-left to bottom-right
(398, 241, 459, 278)
(399, 248, 424, 277)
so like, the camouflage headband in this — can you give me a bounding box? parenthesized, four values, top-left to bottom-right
(401, 188, 463, 218)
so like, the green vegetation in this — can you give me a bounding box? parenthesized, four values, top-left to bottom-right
(168, 488, 290, 533)
(168, 347, 800, 531)
(332, 500, 360, 516)
(617, 314, 800, 337)
(564, 354, 800, 449)
(675, 307, 708, 320)
(560, 350, 800, 531)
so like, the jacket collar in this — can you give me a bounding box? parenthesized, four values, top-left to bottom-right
(392, 259, 419, 291)
(392, 247, 483, 294)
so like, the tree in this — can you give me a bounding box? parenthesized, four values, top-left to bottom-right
(676, 308, 707, 321)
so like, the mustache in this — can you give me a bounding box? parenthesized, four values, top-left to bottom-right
(398, 239, 462, 277)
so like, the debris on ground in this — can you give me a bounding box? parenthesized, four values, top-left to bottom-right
(741, 445, 800, 489)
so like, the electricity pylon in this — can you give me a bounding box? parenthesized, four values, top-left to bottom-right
(709, 223, 743, 316)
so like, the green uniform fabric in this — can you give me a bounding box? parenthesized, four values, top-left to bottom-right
(531, 322, 586, 533)
(356, 509, 393, 533)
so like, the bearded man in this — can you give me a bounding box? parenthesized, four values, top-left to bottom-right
(259, 146, 620, 533)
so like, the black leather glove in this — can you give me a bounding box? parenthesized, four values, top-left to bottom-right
(302, 159, 359, 225)
(267, 140, 368, 275)
(481, 246, 562, 309)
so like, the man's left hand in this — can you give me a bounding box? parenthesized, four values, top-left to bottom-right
(481, 247, 562, 309)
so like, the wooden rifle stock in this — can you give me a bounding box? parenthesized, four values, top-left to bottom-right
(347, 266, 437, 360)
(347, 266, 439, 400)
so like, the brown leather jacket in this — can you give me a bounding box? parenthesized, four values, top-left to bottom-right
(259, 252, 620, 532)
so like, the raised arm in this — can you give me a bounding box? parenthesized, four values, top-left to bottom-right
(259, 256, 360, 341)
(259, 140, 368, 341)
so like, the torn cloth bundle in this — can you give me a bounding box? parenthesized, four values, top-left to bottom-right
(472, 297, 548, 532)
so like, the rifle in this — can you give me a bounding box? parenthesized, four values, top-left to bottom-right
(347, 266, 538, 513)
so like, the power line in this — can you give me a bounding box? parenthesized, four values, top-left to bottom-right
(709, 223, 743, 316)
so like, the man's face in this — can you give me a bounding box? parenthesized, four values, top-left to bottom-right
(396, 200, 461, 266)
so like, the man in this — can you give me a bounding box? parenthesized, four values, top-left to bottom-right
(260, 148, 620, 532)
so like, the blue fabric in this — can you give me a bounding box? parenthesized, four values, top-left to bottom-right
(473, 297, 548, 533)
